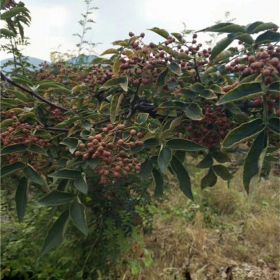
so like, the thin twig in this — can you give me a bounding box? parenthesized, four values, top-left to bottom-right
(193, 56, 201, 83)
(42, 126, 69, 133)
(0, 71, 69, 112)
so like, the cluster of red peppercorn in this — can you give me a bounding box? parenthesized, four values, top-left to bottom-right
(186, 105, 232, 149)
(250, 96, 280, 116)
(226, 45, 280, 84)
(85, 65, 113, 86)
(0, 120, 49, 164)
(34, 32, 212, 102)
(51, 108, 65, 121)
(74, 123, 144, 185)
(36, 62, 89, 86)
(110, 32, 211, 90)
(0, 122, 49, 147)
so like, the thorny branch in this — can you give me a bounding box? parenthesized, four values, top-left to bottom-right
(0, 71, 69, 112)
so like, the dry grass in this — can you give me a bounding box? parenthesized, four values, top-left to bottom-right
(118, 173, 280, 280)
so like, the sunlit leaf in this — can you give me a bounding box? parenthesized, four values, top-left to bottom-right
(222, 118, 265, 148)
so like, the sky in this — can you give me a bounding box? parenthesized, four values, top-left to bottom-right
(1, 0, 280, 61)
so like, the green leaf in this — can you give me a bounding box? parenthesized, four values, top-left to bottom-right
(168, 116, 183, 130)
(15, 178, 28, 222)
(24, 164, 46, 187)
(70, 200, 88, 236)
(144, 138, 160, 148)
(112, 56, 121, 75)
(268, 118, 280, 135)
(224, 103, 249, 122)
(217, 82, 263, 105)
(56, 116, 80, 128)
(200, 23, 245, 33)
(211, 150, 230, 163)
(1, 6, 30, 21)
(199, 89, 216, 100)
(101, 48, 119, 55)
(1, 162, 25, 178)
(184, 103, 203, 120)
(210, 37, 233, 60)
(112, 39, 130, 47)
(39, 191, 74, 207)
(171, 32, 184, 43)
(149, 27, 169, 39)
(0, 28, 16, 37)
(102, 76, 128, 92)
(246, 21, 264, 33)
(168, 62, 182, 76)
(197, 154, 213, 168)
(110, 94, 119, 123)
(157, 68, 168, 87)
(201, 168, 217, 189)
(12, 76, 33, 87)
(1, 98, 25, 108)
(1, 144, 27, 155)
(28, 144, 48, 156)
(170, 156, 193, 200)
(49, 169, 81, 180)
(212, 165, 232, 180)
(140, 158, 155, 177)
(152, 168, 164, 197)
(232, 33, 254, 44)
(174, 151, 186, 163)
(191, 82, 204, 92)
(255, 30, 280, 44)
(110, 93, 124, 123)
(269, 82, 280, 93)
(158, 147, 172, 173)
(73, 174, 88, 194)
(243, 130, 267, 193)
(166, 138, 207, 152)
(136, 113, 149, 124)
(60, 138, 79, 154)
(41, 210, 69, 255)
(38, 81, 71, 93)
(92, 57, 111, 64)
(1, 118, 16, 129)
(222, 119, 265, 148)
(212, 50, 233, 63)
(248, 22, 278, 33)
(222, 118, 265, 148)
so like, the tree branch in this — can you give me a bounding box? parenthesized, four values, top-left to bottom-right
(193, 56, 201, 83)
(1, 71, 69, 112)
(42, 126, 69, 133)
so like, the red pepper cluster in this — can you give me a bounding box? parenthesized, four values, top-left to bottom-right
(0, 118, 49, 164)
(226, 45, 280, 85)
(0, 122, 49, 147)
(103, 32, 211, 89)
(85, 65, 113, 86)
(51, 108, 65, 121)
(74, 123, 144, 185)
(186, 105, 232, 149)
